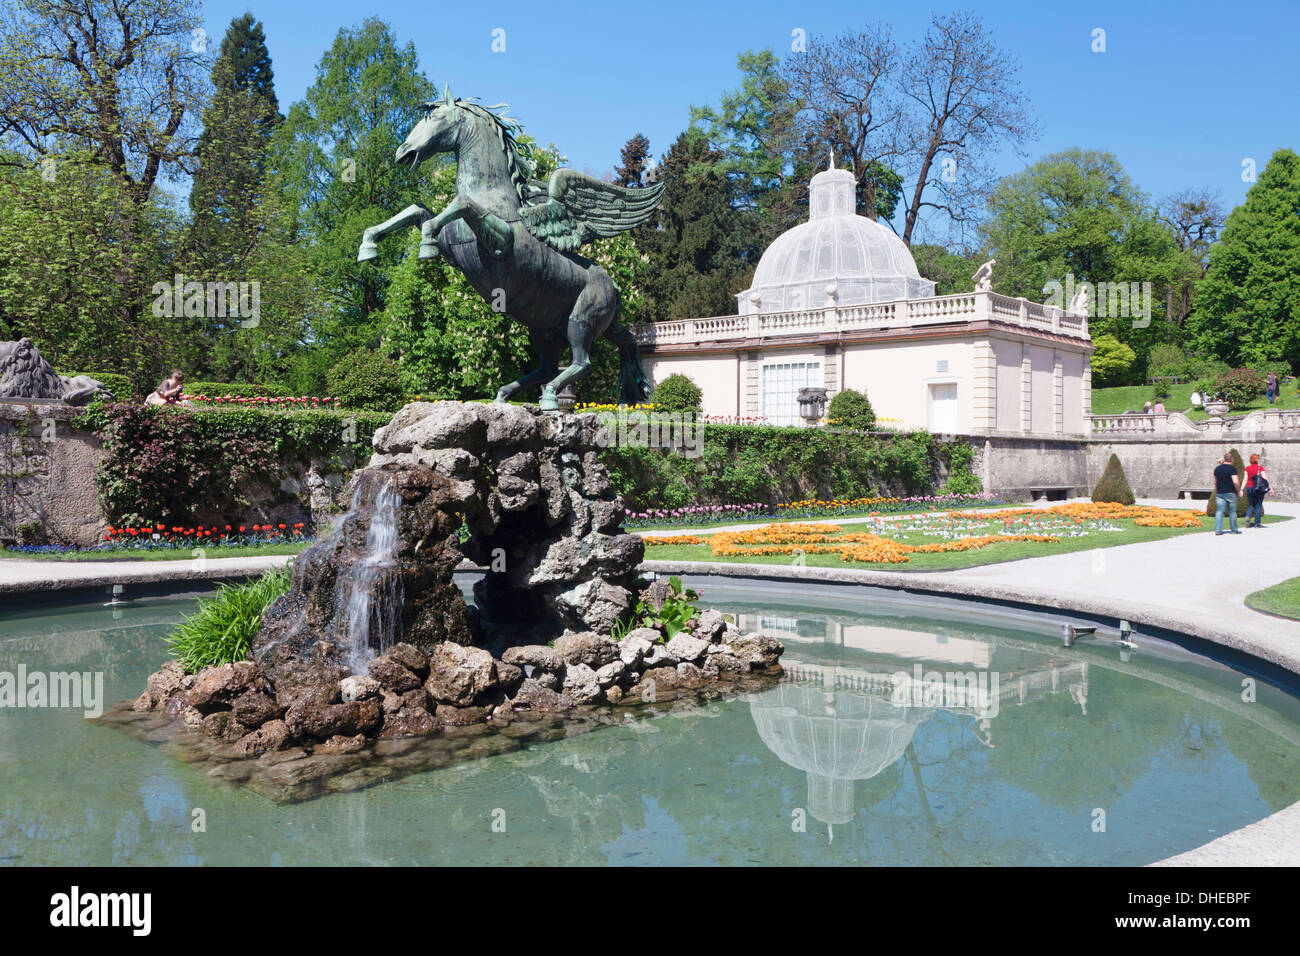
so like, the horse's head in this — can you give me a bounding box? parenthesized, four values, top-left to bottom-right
(396, 83, 459, 168)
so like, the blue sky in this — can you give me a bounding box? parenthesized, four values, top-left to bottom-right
(202, 0, 1300, 241)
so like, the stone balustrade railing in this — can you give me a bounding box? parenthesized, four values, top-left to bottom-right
(1089, 409, 1300, 439)
(636, 290, 1090, 347)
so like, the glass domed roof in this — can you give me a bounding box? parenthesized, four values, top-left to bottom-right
(738, 161, 935, 316)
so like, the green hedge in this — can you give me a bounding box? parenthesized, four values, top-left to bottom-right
(79, 403, 390, 525)
(598, 422, 972, 511)
(183, 381, 294, 398)
(78, 403, 978, 526)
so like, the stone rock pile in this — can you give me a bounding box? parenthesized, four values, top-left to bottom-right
(126, 401, 786, 774)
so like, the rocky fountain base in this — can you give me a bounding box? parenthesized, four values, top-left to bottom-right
(103, 402, 784, 801)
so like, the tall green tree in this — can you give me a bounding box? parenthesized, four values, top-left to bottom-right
(1189, 149, 1300, 371)
(189, 14, 281, 273)
(1158, 188, 1225, 330)
(690, 49, 805, 236)
(636, 129, 761, 322)
(0, 0, 208, 386)
(982, 148, 1193, 379)
(615, 133, 651, 187)
(0, 150, 185, 382)
(268, 17, 436, 360)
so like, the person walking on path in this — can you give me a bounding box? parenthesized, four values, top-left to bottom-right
(1214, 452, 1242, 535)
(1266, 372, 1279, 404)
(1245, 454, 1269, 528)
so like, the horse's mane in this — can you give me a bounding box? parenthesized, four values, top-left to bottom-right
(447, 99, 535, 205)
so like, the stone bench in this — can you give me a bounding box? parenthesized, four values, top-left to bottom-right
(997, 485, 1077, 502)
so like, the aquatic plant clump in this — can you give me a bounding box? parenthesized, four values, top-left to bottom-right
(166, 567, 292, 673)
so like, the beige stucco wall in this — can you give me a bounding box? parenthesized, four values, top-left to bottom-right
(641, 329, 1090, 436)
(644, 354, 740, 417)
(842, 339, 980, 432)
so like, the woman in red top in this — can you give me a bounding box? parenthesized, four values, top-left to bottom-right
(1245, 454, 1268, 528)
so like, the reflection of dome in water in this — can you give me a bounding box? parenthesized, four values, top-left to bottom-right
(738, 159, 936, 316)
(750, 683, 928, 825)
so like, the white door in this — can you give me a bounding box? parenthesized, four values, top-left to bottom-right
(928, 383, 959, 433)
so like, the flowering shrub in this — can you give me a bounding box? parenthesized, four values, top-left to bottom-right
(81, 403, 390, 526)
(1214, 368, 1266, 409)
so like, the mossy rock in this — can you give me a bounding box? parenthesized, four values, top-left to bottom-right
(1091, 453, 1135, 505)
(1206, 448, 1249, 517)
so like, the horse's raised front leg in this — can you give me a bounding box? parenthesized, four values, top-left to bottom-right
(358, 203, 435, 262)
(428, 195, 514, 259)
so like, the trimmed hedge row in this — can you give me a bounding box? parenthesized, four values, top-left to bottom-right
(78, 403, 979, 525)
(599, 423, 974, 511)
(183, 381, 294, 399)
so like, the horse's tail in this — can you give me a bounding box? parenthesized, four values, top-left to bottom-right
(605, 321, 652, 406)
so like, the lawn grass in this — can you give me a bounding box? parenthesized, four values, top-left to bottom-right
(1091, 382, 1300, 419)
(0, 542, 311, 562)
(642, 513, 1286, 572)
(1245, 576, 1300, 622)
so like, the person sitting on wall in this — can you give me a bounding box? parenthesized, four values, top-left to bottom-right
(145, 369, 189, 406)
(1153, 399, 1166, 413)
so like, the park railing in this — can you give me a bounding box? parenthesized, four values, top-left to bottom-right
(1089, 409, 1300, 439)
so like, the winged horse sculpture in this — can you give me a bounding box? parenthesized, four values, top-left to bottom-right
(358, 86, 664, 410)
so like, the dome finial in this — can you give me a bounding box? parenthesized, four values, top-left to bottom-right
(828, 150, 835, 170)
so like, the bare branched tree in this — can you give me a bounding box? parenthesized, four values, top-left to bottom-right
(781, 23, 906, 221)
(0, 0, 208, 202)
(1159, 188, 1226, 326)
(897, 11, 1037, 246)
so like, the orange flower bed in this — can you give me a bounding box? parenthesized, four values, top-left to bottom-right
(645, 535, 707, 546)
(698, 523, 1061, 565)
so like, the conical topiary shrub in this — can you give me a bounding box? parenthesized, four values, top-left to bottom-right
(1091, 453, 1135, 505)
(1206, 448, 1249, 517)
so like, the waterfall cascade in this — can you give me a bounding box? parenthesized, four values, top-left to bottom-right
(337, 475, 403, 671)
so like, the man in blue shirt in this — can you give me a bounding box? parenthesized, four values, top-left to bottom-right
(1213, 452, 1242, 535)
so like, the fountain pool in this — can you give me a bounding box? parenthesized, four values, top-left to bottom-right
(3, 578, 1299, 866)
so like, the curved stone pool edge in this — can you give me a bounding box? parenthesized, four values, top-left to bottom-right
(644, 558, 1300, 868)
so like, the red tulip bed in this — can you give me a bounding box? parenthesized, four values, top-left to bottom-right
(182, 394, 339, 408)
(97, 521, 312, 552)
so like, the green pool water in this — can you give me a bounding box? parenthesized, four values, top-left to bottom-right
(3, 583, 1299, 866)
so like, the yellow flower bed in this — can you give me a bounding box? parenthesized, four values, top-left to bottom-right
(776, 496, 902, 512)
(946, 501, 1203, 528)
